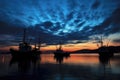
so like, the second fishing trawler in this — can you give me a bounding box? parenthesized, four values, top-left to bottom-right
(54, 42, 70, 57)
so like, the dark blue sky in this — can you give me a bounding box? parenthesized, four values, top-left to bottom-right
(0, 0, 120, 48)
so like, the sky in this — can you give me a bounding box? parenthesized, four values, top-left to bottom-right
(0, 0, 120, 51)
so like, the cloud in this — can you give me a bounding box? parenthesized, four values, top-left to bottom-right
(0, 0, 120, 48)
(0, 21, 24, 35)
(91, 0, 101, 9)
(113, 39, 120, 43)
(0, 34, 21, 47)
(66, 11, 74, 21)
(91, 7, 120, 35)
(41, 21, 53, 28)
(67, 40, 87, 44)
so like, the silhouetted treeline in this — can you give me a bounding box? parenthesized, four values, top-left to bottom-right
(72, 46, 120, 53)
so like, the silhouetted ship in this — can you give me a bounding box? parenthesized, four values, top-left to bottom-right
(54, 42, 70, 57)
(10, 29, 41, 59)
(98, 36, 114, 57)
(98, 46, 114, 57)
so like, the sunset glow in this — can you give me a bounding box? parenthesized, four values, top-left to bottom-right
(0, 0, 120, 52)
(0, 41, 119, 52)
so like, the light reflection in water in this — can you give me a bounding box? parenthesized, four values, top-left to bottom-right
(40, 54, 99, 65)
(0, 53, 120, 80)
(0, 53, 120, 67)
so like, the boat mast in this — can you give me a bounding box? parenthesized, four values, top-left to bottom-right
(100, 36, 103, 47)
(34, 28, 37, 49)
(106, 39, 110, 47)
(37, 37, 41, 50)
(58, 41, 62, 50)
(38, 41, 41, 51)
(23, 28, 26, 43)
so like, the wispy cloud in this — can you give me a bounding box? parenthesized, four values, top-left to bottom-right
(0, 0, 120, 47)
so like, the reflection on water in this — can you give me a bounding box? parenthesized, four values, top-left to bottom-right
(9, 54, 40, 73)
(0, 53, 120, 80)
(54, 54, 70, 64)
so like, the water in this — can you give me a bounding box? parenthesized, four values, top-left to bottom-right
(0, 53, 120, 80)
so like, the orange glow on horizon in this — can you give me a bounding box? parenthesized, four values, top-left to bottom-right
(0, 46, 18, 51)
(0, 42, 120, 52)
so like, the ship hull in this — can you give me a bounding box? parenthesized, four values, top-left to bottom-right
(98, 46, 114, 57)
(10, 49, 41, 60)
(98, 52, 114, 57)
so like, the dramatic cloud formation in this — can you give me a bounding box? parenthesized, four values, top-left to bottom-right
(0, 0, 120, 49)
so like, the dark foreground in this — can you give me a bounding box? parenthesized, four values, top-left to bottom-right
(0, 53, 120, 80)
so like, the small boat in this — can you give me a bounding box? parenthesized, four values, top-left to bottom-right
(54, 42, 70, 57)
(10, 29, 41, 59)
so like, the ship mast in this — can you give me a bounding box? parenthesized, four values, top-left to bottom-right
(23, 28, 26, 43)
(100, 36, 103, 47)
(38, 41, 41, 51)
(58, 41, 62, 50)
(106, 39, 110, 47)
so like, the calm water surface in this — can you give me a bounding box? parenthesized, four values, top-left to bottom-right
(0, 53, 120, 80)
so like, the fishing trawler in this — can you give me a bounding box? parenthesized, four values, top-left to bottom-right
(10, 29, 41, 59)
(98, 36, 114, 57)
(54, 42, 70, 57)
